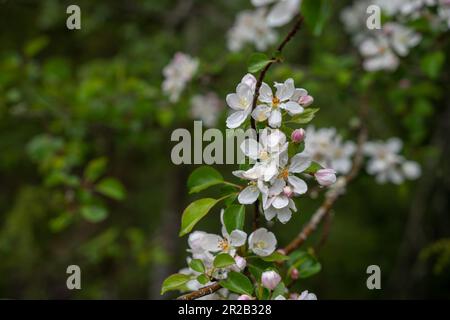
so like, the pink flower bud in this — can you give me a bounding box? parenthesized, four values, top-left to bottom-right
(298, 95, 314, 107)
(290, 268, 299, 280)
(291, 128, 305, 143)
(261, 270, 281, 290)
(234, 256, 246, 271)
(238, 294, 253, 300)
(283, 186, 293, 198)
(315, 168, 336, 186)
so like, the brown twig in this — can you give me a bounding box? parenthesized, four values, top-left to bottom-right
(176, 282, 222, 300)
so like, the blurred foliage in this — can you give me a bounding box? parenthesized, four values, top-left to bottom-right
(0, 0, 449, 299)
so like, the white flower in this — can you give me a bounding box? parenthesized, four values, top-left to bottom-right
(261, 270, 282, 290)
(402, 160, 421, 180)
(359, 35, 399, 72)
(384, 23, 422, 57)
(364, 137, 421, 184)
(297, 290, 317, 300)
(314, 168, 337, 187)
(252, 78, 304, 128)
(240, 128, 288, 182)
(248, 228, 277, 257)
(263, 152, 311, 223)
(252, 0, 301, 27)
(226, 74, 257, 128)
(190, 93, 223, 127)
(227, 8, 277, 52)
(162, 52, 198, 102)
(304, 126, 356, 175)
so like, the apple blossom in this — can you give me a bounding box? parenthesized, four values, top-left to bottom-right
(162, 52, 198, 102)
(315, 169, 337, 187)
(252, 78, 304, 128)
(248, 228, 277, 257)
(227, 8, 278, 52)
(298, 290, 317, 300)
(261, 270, 282, 290)
(190, 93, 223, 127)
(291, 128, 305, 143)
(226, 78, 255, 129)
(251, 0, 301, 27)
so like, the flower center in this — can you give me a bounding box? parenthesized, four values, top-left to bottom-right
(255, 240, 267, 249)
(259, 150, 269, 161)
(272, 96, 280, 108)
(218, 239, 230, 252)
(279, 168, 289, 180)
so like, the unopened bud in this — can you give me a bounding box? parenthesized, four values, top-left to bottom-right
(291, 128, 305, 143)
(315, 168, 337, 186)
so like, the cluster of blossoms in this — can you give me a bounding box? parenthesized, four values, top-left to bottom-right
(227, 74, 335, 224)
(162, 52, 199, 102)
(363, 137, 421, 184)
(304, 126, 356, 175)
(190, 92, 223, 127)
(228, 0, 300, 51)
(180, 210, 276, 291)
(341, 0, 450, 71)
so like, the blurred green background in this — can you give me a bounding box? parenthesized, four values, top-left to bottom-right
(0, 0, 449, 299)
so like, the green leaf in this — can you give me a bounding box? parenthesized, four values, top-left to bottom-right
(272, 282, 287, 299)
(421, 51, 445, 79)
(179, 198, 220, 236)
(223, 205, 245, 234)
(289, 108, 319, 124)
(248, 53, 272, 73)
(214, 253, 236, 268)
(247, 259, 274, 280)
(304, 161, 323, 174)
(81, 205, 108, 223)
(96, 177, 126, 200)
(160, 273, 191, 295)
(261, 251, 289, 262)
(189, 259, 205, 273)
(84, 157, 107, 182)
(288, 250, 322, 278)
(301, 0, 331, 36)
(197, 274, 209, 285)
(24, 36, 49, 57)
(220, 272, 254, 296)
(188, 166, 223, 194)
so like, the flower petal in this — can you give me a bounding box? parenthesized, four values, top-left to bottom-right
(238, 185, 260, 204)
(281, 101, 303, 115)
(289, 153, 312, 173)
(268, 109, 282, 128)
(226, 111, 247, 128)
(275, 78, 295, 101)
(251, 105, 271, 122)
(259, 82, 273, 103)
(229, 230, 247, 247)
(288, 175, 308, 195)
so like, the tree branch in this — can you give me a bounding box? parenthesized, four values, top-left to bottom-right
(176, 282, 222, 300)
(250, 15, 304, 230)
(176, 14, 306, 301)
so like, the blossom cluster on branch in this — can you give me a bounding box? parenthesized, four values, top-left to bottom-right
(341, 0, 450, 71)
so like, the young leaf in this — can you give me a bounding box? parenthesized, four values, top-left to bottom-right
(188, 166, 224, 194)
(261, 251, 290, 262)
(197, 274, 210, 285)
(304, 161, 323, 174)
(179, 198, 220, 236)
(421, 51, 445, 79)
(80, 205, 108, 223)
(301, 0, 331, 36)
(84, 157, 107, 182)
(288, 250, 322, 278)
(96, 177, 126, 200)
(223, 204, 246, 234)
(248, 53, 272, 73)
(247, 259, 274, 280)
(189, 259, 205, 273)
(289, 108, 319, 124)
(214, 253, 236, 268)
(160, 273, 191, 295)
(220, 272, 254, 296)
(272, 282, 287, 299)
